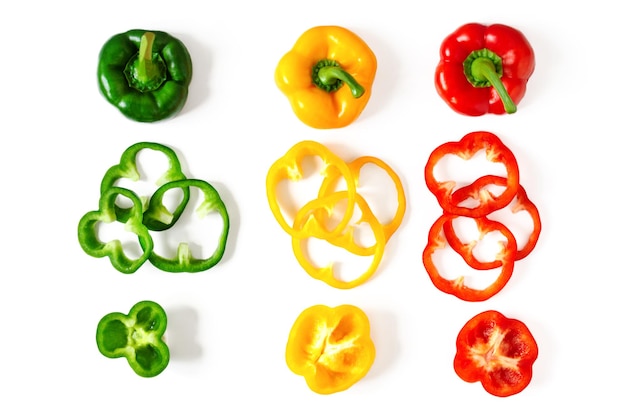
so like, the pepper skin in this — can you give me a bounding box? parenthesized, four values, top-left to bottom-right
(144, 179, 230, 273)
(435, 23, 535, 115)
(424, 131, 520, 218)
(275, 26, 377, 129)
(100, 141, 190, 231)
(96, 300, 170, 378)
(78, 187, 154, 274)
(98, 30, 193, 122)
(285, 305, 376, 394)
(454, 310, 538, 397)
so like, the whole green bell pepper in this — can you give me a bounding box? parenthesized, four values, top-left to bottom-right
(98, 29, 193, 122)
(99, 141, 190, 231)
(78, 187, 154, 274)
(144, 179, 230, 273)
(96, 300, 170, 378)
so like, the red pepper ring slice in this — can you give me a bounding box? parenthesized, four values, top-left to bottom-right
(441, 212, 518, 271)
(448, 175, 541, 261)
(424, 131, 520, 217)
(422, 213, 516, 301)
(266, 140, 357, 240)
(291, 191, 386, 289)
(318, 155, 406, 242)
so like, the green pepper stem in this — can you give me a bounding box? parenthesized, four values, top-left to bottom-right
(317, 66, 365, 98)
(469, 57, 517, 114)
(137, 32, 157, 84)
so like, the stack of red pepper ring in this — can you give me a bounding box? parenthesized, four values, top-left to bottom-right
(422, 131, 541, 302)
(266, 140, 406, 289)
(77, 141, 230, 274)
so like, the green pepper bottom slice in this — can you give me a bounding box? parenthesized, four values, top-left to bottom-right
(96, 300, 170, 378)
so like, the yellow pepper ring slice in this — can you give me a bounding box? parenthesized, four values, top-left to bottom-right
(318, 155, 406, 242)
(295, 190, 383, 257)
(291, 191, 386, 289)
(285, 304, 376, 395)
(266, 140, 357, 240)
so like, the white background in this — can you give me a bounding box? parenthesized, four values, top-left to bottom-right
(1, 1, 624, 415)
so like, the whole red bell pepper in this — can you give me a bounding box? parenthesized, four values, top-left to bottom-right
(435, 23, 535, 116)
(454, 310, 539, 397)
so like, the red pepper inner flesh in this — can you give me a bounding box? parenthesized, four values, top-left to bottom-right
(455, 310, 538, 397)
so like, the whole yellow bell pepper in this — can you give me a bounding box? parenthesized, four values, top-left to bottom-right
(275, 26, 377, 129)
(285, 304, 376, 394)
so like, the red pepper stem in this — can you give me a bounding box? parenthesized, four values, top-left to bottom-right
(137, 32, 156, 83)
(317, 66, 365, 98)
(470, 57, 517, 114)
(464, 48, 517, 114)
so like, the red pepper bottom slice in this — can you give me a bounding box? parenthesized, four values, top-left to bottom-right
(454, 310, 538, 397)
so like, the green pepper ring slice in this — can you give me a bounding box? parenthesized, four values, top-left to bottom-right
(143, 179, 230, 273)
(78, 186, 154, 274)
(100, 141, 190, 231)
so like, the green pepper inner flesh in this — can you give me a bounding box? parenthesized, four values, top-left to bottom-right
(101, 320, 129, 352)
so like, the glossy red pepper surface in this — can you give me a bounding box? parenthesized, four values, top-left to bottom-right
(454, 310, 538, 397)
(435, 23, 535, 116)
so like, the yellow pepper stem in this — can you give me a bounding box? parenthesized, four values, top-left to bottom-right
(313, 59, 365, 98)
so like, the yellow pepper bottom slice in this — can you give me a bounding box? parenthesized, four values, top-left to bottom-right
(286, 304, 376, 395)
